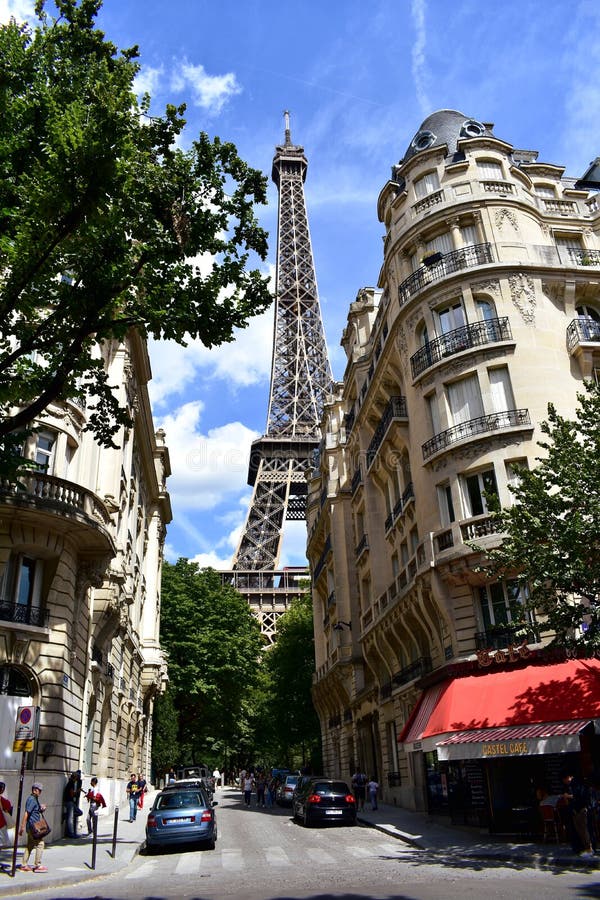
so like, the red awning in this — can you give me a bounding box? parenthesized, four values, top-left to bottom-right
(398, 658, 600, 754)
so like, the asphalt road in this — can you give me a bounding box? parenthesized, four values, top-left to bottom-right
(10, 789, 600, 900)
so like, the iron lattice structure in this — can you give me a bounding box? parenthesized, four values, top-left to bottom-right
(223, 114, 332, 642)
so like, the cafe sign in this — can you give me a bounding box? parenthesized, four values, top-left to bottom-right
(482, 741, 529, 757)
(476, 639, 531, 668)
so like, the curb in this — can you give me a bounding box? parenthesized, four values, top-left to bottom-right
(357, 816, 426, 849)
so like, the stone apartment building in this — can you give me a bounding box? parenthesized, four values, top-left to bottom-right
(0, 329, 170, 838)
(307, 110, 600, 832)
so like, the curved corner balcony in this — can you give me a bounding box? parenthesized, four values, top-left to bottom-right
(0, 471, 115, 555)
(422, 408, 532, 461)
(398, 242, 494, 307)
(410, 317, 513, 379)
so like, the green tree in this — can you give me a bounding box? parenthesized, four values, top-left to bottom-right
(158, 560, 263, 767)
(151, 688, 179, 778)
(0, 0, 270, 473)
(263, 590, 322, 769)
(482, 381, 600, 652)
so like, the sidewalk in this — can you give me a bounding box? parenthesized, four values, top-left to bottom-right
(357, 800, 600, 870)
(0, 792, 154, 896)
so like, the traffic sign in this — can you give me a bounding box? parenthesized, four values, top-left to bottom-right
(13, 705, 36, 752)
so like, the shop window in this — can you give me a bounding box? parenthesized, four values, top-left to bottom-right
(479, 580, 530, 630)
(0, 554, 45, 627)
(462, 467, 498, 517)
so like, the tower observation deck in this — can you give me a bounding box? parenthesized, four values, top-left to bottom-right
(220, 113, 332, 641)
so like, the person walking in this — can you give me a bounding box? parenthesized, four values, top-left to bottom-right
(63, 772, 80, 838)
(19, 782, 48, 873)
(367, 776, 379, 810)
(212, 768, 221, 789)
(0, 781, 14, 848)
(85, 777, 106, 835)
(126, 773, 141, 822)
(351, 768, 367, 811)
(243, 771, 254, 807)
(256, 772, 266, 808)
(137, 773, 148, 809)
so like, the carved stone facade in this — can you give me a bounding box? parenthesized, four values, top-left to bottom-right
(0, 329, 171, 839)
(307, 110, 600, 820)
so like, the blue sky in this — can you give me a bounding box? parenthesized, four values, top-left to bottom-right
(4, 0, 600, 568)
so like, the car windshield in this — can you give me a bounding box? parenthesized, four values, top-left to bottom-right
(311, 781, 350, 794)
(285, 776, 299, 786)
(156, 791, 204, 809)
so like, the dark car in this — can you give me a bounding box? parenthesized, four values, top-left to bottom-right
(292, 778, 357, 827)
(162, 777, 214, 800)
(276, 774, 299, 806)
(145, 788, 218, 851)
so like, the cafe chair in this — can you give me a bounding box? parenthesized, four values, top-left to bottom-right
(540, 804, 559, 843)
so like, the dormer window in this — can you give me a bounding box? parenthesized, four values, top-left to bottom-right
(535, 184, 555, 198)
(414, 171, 440, 199)
(411, 130, 436, 152)
(477, 160, 503, 180)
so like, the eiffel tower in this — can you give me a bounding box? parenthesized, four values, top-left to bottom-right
(221, 113, 332, 642)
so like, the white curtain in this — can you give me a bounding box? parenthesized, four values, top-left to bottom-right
(447, 375, 483, 424)
(477, 160, 503, 179)
(488, 367, 515, 412)
(415, 171, 440, 199)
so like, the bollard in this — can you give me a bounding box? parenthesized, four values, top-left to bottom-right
(91, 810, 98, 869)
(111, 805, 119, 858)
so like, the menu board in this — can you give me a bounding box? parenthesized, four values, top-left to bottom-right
(463, 760, 487, 809)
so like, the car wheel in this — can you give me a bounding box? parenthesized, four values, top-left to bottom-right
(303, 810, 311, 828)
(204, 835, 216, 850)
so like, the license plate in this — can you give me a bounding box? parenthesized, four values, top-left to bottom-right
(325, 809, 343, 815)
(164, 817, 193, 825)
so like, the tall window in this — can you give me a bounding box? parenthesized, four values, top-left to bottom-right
(437, 482, 455, 525)
(476, 299, 496, 321)
(534, 184, 555, 198)
(414, 171, 440, 199)
(437, 300, 466, 336)
(461, 224, 478, 247)
(462, 467, 497, 516)
(488, 366, 515, 412)
(447, 375, 484, 425)
(34, 431, 56, 472)
(426, 392, 441, 435)
(479, 580, 530, 630)
(576, 304, 600, 341)
(477, 160, 503, 180)
(0, 554, 45, 626)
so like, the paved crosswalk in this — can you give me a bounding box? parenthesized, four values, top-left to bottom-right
(124, 841, 413, 880)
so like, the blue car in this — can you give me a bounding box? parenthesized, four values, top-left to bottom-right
(145, 788, 218, 851)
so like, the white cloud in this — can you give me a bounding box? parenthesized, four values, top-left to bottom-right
(0, 0, 34, 23)
(156, 401, 260, 512)
(148, 305, 274, 408)
(170, 61, 241, 114)
(411, 0, 431, 115)
(134, 65, 164, 98)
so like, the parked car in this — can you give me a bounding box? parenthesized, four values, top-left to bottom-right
(276, 774, 299, 805)
(145, 788, 218, 851)
(162, 777, 214, 800)
(292, 778, 357, 827)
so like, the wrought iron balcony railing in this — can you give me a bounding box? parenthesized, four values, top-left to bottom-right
(366, 396, 408, 468)
(355, 533, 369, 559)
(422, 408, 531, 460)
(567, 316, 600, 352)
(475, 625, 540, 651)
(351, 467, 363, 494)
(0, 599, 49, 628)
(392, 656, 432, 687)
(410, 317, 512, 379)
(313, 535, 332, 582)
(398, 242, 493, 306)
